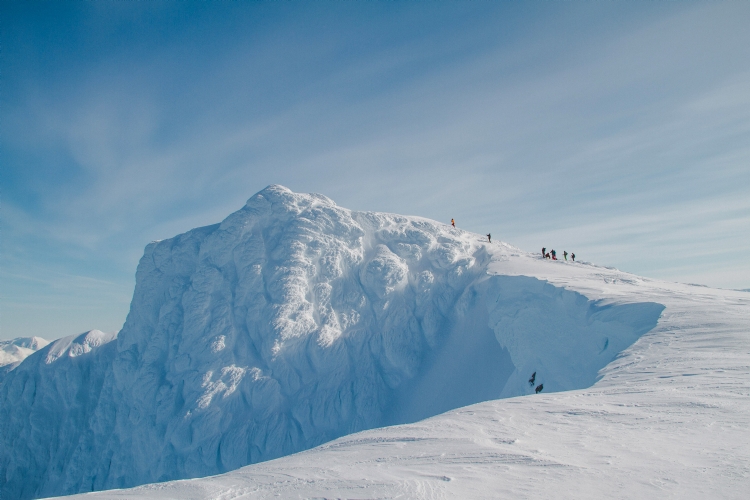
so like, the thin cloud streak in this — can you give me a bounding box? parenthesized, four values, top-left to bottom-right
(2, 1, 749, 339)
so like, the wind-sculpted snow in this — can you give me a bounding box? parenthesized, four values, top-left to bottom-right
(0, 331, 116, 499)
(485, 277, 665, 398)
(0, 186, 664, 499)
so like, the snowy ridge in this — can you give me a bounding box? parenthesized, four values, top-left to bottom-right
(2, 186, 669, 498)
(44, 330, 117, 364)
(0, 331, 117, 499)
(0, 337, 50, 380)
(59, 255, 750, 500)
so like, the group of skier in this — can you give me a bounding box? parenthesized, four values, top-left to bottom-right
(446, 220, 563, 397)
(448, 220, 574, 264)
(542, 247, 574, 262)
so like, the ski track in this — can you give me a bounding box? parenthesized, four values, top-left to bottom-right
(54, 229, 750, 499)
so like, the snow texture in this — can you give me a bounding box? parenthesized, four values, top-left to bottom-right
(57, 246, 750, 500)
(1, 186, 676, 499)
(0, 337, 49, 381)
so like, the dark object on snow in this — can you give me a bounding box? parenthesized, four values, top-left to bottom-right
(545, 252, 551, 259)
(535, 384, 544, 394)
(563, 251, 568, 261)
(451, 218, 455, 227)
(571, 253, 575, 262)
(528, 372, 536, 386)
(487, 233, 491, 243)
(542, 247, 546, 258)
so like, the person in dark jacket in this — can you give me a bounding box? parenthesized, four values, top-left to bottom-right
(487, 233, 491, 243)
(571, 253, 575, 262)
(542, 247, 546, 258)
(535, 384, 544, 394)
(528, 372, 536, 386)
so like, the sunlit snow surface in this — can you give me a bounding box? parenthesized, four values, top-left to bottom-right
(58, 262, 750, 499)
(0, 337, 49, 380)
(3, 186, 749, 499)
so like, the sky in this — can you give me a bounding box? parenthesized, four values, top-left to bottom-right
(1, 0, 749, 341)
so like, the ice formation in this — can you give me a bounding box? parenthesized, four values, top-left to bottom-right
(0, 186, 664, 499)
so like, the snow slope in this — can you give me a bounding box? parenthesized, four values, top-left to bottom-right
(0, 337, 50, 380)
(2, 185, 740, 499)
(57, 254, 750, 499)
(0, 331, 118, 499)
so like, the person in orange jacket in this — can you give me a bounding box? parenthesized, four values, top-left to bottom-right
(451, 218, 455, 228)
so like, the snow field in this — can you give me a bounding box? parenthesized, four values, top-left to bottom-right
(2, 185, 734, 499)
(57, 251, 750, 499)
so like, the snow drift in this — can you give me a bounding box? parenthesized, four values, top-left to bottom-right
(0, 186, 663, 499)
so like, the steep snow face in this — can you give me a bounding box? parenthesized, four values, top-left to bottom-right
(0, 186, 664, 499)
(61, 276, 748, 500)
(484, 276, 665, 398)
(0, 337, 50, 380)
(89, 185, 508, 491)
(0, 331, 116, 499)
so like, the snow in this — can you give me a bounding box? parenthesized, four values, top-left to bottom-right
(2, 185, 749, 499)
(0, 336, 50, 380)
(57, 254, 750, 500)
(44, 330, 117, 364)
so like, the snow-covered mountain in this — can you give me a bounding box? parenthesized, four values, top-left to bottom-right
(4, 185, 742, 500)
(59, 265, 750, 499)
(56, 232, 750, 500)
(0, 336, 50, 380)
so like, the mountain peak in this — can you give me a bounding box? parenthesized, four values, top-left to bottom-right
(245, 184, 337, 213)
(0, 336, 51, 377)
(0, 187, 664, 499)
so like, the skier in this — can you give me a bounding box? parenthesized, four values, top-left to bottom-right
(487, 233, 491, 243)
(571, 253, 575, 262)
(563, 251, 568, 261)
(535, 383, 544, 394)
(551, 249, 557, 260)
(542, 247, 546, 258)
(451, 218, 455, 228)
(545, 252, 551, 259)
(528, 372, 536, 386)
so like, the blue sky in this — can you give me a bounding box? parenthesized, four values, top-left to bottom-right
(2, 1, 749, 340)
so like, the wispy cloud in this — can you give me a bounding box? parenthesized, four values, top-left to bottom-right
(2, 1, 750, 339)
